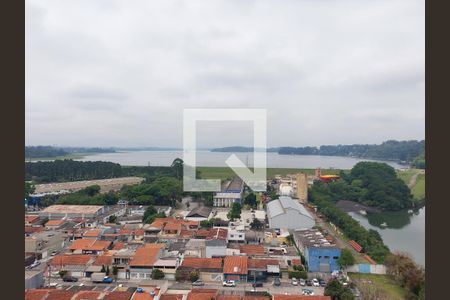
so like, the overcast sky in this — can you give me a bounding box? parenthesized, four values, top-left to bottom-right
(26, 0, 424, 148)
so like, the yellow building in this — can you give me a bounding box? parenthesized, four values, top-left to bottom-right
(296, 173, 308, 202)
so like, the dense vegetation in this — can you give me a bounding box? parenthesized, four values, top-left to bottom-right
(41, 185, 119, 207)
(324, 279, 355, 300)
(279, 140, 425, 164)
(25, 160, 179, 183)
(142, 205, 166, 224)
(337, 162, 413, 210)
(310, 182, 391, 263)
(25, 146, 69, 158)
(25, 146, 115, 158)
(385, 253, 425, 299)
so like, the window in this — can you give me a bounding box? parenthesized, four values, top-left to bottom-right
(324, 256, 330, 259)
(333, 256, 339, 259)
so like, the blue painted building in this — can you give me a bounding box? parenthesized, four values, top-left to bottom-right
(293, 228, 342, 273)
(305, 246, 341, 272)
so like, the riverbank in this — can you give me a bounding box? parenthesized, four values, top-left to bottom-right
(336, 200, 381, 213)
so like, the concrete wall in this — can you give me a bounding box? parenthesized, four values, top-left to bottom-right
(200, 272, 223, 282)
(346, 264, 387, 275)
(25, 271, 44, 289)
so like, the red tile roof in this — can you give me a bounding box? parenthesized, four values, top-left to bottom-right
(206, 228, 228, 240)
(248, 258, 279, 269)
(25, 215, 40, 224)
(159, 294, 183, 300)
(180, 257, 223, 269)
(186, 289, 217, 300)
(243, 296, 270, 300)
(25, 289, 48, 300)
(273, 295, 331, 300)
(45, 219, 65, 227)
(291, 259, 302, 266)
(240, 245, 265, 256)
(129, 244, 165, 267)
(113, 242, 125, 250)
(69, 239, 111, 251)
(94, 254, 113, 266)
(25, 226, 44, 234)
(104, 291, 133, 300)
(46, 290, 76, 300)
(73, 291, 103, 300)
(223, 256, 248, 274)
(83, 229, 103, 237)
(50, 254, 93, 266)
(216, 296, 241, 300)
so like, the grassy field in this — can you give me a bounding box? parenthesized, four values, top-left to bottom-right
(349, 273, 408, 300)
(397, 169, 426, 200)
(196, 166, 342, 180)
(411, 173, 425, 200)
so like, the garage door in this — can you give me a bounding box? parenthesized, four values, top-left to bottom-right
(319, 263, 330, 273)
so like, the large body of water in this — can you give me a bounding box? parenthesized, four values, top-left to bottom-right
(76, 150, 405, 169)
(349, 207, 425, 266)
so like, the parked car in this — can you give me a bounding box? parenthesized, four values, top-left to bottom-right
(306, 279, 313, 286)
(312, 278, 320, 287)
(192, 280, 205, 286)
(299, 278, 306, 286)
(51, 251, 58, 256)
(223, 280, 236, 287)
(102, 276, 113, 283)
(274, 277, 281, 286)
(302, 289, 315, 296)
(136, 288, 144, 293)
(319, 279, 327, 287)
(62, 276, 78, 282)
(291, 278, 298, 286)
(252, 281, 263, 287)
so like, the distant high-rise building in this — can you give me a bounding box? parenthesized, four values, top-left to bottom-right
(296, 173, 308, 202)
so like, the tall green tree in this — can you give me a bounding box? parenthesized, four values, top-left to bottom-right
(227, 202, 242, 221)
(171, 158, 184, 180)
(338, 249, 355, 269)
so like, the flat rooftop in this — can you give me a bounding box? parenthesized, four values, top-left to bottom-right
(41, 205, 103, 214)
(294, 228, 336, 248)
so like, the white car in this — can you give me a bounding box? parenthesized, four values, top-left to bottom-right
(291, 278, 298, 286)
(312, 278, 320, 287)
(223, 280, 236, 287)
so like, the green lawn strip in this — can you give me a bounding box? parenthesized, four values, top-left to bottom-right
(411, 174, 425, 200)
(348, 273, 408, 300)
(196, 167, 343, 180)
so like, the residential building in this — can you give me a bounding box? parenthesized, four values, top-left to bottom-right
(247, 258, 280, 282)
(205, 239, 227, 258)
(223, 256, 248, 282)
(227, 229, 246, 243)
(178, 258, 223, 282)
(128, 244, 165, 279)
(25, 270, 44, 289)
(296, 173, 308, 202)
(185, 206, 212, 221)
(213, 178, 244, 207)
(49, 254, 95, 277)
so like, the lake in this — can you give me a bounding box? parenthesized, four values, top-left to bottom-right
(349, 207, 425, 266)
(76, 150, 405, 169)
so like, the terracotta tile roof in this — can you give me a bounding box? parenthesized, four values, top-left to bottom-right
(186, 289, 218, 300)
(25, 215, 40, 223)
(151, 218, 199, 231)
(73, 290, 103, 300)
(164, 222, 182, 231)
(129, 244, 165, 267)
(45, 219, 65, 226)
(25, 226, 44, 234)
(240, 245, 265, 256)
(195, 229, 210, 238)
(180, 257, 223, 269)
(248, 258, 279, 269)
(83, 229, 103, 237)
(216, 295, 241, 300)
(94, 254, 113, 266)
(291, 259, 302, 266)
(113, 242, 125, 250)
(131, 293, 152, 300)
(159, 294, 183, 300)
(104, 291, 133, 300)
(25, 289, 48, 300)
(50, 254, 93, 266)
(180, 229, 195, 238)
(223, 256, 248, 274)
(273, 295, 331, 300)
(134, 229, 145, 236)
(243, 296, 270, 300)
(46, 290, 76, 300)
(206, 228, 228, 240)
(69, 239, 111, 251)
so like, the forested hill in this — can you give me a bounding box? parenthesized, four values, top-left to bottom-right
(278, 140, 425, 164)
(25, 146, 115, 159)
(210, 146, 279, 152)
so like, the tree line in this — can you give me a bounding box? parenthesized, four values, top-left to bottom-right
(25, 146, 116, 158)
(279, 140, 425, 164)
